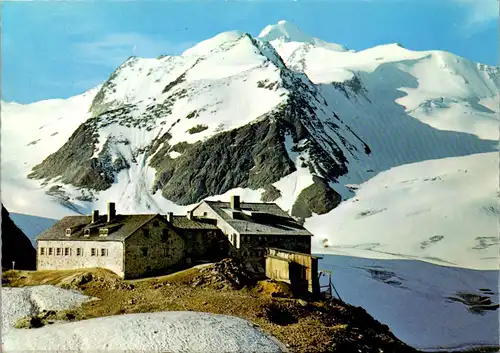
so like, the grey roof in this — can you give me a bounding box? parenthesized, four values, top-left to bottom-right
(170, 216, 218, 230)
(202, 201, 313, 236)
(265, 254, 292, 262)
(267, 247, 322, 259)
(37, 214, 158, 242)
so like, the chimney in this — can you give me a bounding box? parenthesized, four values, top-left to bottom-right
(230, 195, 240, 210)
(187, 210, 193, 220)
(91, 210, 99, 223)
(167, 212, 174, 222)
(107, 202, 116, 223)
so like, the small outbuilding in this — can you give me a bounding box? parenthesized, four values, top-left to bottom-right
(265, 247, 321, 295)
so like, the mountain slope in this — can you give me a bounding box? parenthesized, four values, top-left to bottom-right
(8, 213, 58, 247)
(1, 204, 36, 270)
(21, 31, 371, 214)
(1, 21, 498, 238)
(308, 152, 499, 270)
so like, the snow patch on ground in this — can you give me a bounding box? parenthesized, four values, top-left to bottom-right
(2, 311, 288, 352)
(1, 285, 96, 333)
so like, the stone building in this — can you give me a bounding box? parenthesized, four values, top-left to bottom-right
(189, 196, 312, 273)
(36, 203, 227, 278)
(37, 196, 316, 283)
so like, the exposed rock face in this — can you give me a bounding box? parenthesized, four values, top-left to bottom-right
(27, 119, 129, 191)
(261, 185, 282, 202)
(291, 176, 342, 218)
(1, 205, 36, 270)
(151, 118, 295, 205)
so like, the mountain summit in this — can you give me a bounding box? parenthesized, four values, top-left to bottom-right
(258, 20, 350, 52)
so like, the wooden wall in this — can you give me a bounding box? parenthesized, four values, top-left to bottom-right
(266, 248, 320, 294)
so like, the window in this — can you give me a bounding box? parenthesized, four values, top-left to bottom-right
(65, 229, 71, 236)
(141, 247, 148, 256)
(91, 248, 96, 256)
(100, 248, 108, 257)
(144, 229, 150, 238)
(64, 247, 71, 256)
(152, 221, 159, 227)
(40, 247, 45, 255)
(203, 212, 208, 217)
(161, 229, 169, 242)
(99, 229, 108, 237)
(76, 248, 83, 256)
(84, 229, 90, 237)
(48, 248, 53, 256)
(56, 248, 62, 256)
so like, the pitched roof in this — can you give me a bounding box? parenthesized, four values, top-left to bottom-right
(170, 216, 218, 230)
(36, 214, 158, 242)
(202, 201, 313, 236)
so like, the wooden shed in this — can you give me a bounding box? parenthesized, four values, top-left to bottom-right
(265, 247, 321, 295)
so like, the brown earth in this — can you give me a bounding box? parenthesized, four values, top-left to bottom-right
(3, 260, 418, 353)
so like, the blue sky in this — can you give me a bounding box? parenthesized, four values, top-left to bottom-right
(2, 0, 498, 103)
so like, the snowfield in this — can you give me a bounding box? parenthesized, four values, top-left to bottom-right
(318, 254, 499, 352)
(1, 285, 96, 333)
(2, 311, 288, 353)
(308, 152, 499, 271)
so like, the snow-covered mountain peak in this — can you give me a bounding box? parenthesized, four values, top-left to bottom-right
(182, 30, 247, 57)
(258, 20, 314, 43)
(258, 20, 349, 52)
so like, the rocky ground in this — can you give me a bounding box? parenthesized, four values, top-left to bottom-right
(3, 260, 419, 353)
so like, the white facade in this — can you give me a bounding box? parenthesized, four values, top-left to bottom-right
(37, 240, 124, 277)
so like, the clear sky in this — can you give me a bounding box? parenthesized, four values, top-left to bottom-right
(1, 0, 498, 104)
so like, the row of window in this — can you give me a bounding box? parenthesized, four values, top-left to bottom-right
(39, 247, 108, 257)
(140, 248, 168, 257)
(241, 250, 266, 257)
(240, 235, 282, 243)
(230, 234, 283, 249)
